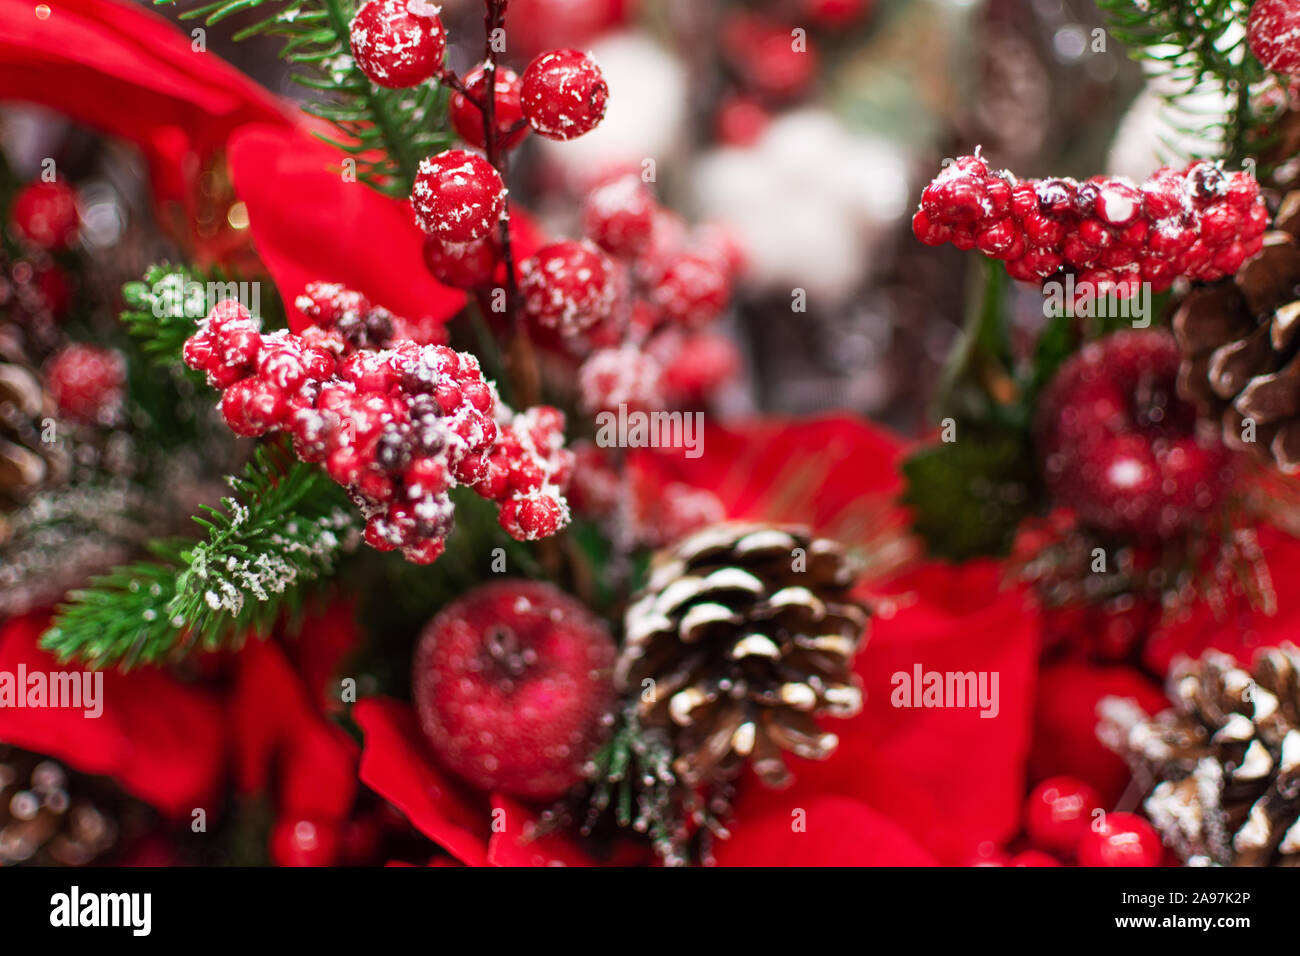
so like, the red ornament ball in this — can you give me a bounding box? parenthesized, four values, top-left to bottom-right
(412, 580, 616, 799)
(518, 239, 618, 336)
(1076, 812, 1164, 867)
(349, 0, 447, 89)
(10, 181, 79, 251)
(411, 149, 505, 243)
(451, 64, 529, 151)
(1025, 775, 1103, 856)
(1249, 0, 1300, 74)
(581, 175, 657, 258)
(1037, 330, 1232, 539)
(45, 344, 126, 425)
(520, 49, 608, 140)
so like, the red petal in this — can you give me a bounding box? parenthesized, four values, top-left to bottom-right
(227, 124, 465, 333)
(0, 612, 225, 818)
(354, 696, 492, 866)
(713, 794, 936, 866)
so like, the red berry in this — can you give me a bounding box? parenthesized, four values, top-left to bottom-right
(412, 580, 616, 799)
(10, 181, 79, 252)
(221, 377, 289, 436)
(721, 13, 819, 102)
(518, 239, 618, 336)
(45, 344, 125, 425)
(411, 149, 505, 243)
(651, 251, 731, 327)
(422, 235, 499, 290)
(270, 817, 341, 867)
(520, 49, 608, 140)
(714, 94, 771, 146)
(582, 175, 657, 258)
(1249, 0, 1300, 73)
(578, 346, 663, 413)
(348, 0, 446, 89)
(451, 64, 528, 151)
(1025, 775, 1103, 855)
(1076, 812, 1163, 867)
(1009, 850, 1064, 867)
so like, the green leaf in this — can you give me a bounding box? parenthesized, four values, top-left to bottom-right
(900, 431, 1041, 561)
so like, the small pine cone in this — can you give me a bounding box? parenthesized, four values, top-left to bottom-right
(1099, 646, 1300, 866)
(1174, 192, 1300, 473)
(618, 523, 869, 789)
(0, 745, 149, 865)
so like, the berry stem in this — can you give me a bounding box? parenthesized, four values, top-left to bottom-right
(477, 0, 539, 409)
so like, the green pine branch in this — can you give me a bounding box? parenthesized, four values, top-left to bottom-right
(160, 0, 451, 196)
(42, 445, 359, 670)
(1097, 0, 1282, 167)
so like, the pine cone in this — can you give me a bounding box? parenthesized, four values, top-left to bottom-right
(0, 745, 151, 865)
(1100, 647, 1300, 866)
(618, 523, 869, 788)
(1173, 192, 1300, 473)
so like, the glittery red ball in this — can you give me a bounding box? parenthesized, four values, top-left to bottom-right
(520, 49, 608, 140)
(10, 181, 79, 252)
(349, 0, 446, 89)
(1076, 812, 1163, 867)
(651, 251, 732, 327)
(451, 64, 529, 151)
(412, 580, 616, 799)
(1248, 0, 1300, 74)
(518, 239, 618, 336)
(1025, 775, 1103, 855)
(44, 344, 125, 425)
(411, 149, 505, 243)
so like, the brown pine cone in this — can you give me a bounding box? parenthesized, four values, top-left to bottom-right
(618, 523, 869, 789)
(1174, 192, 1300, 473)
(1100, 647, 1300, 866)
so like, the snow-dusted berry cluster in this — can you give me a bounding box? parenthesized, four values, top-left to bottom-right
(913, 153, 1268, 295)
(527, 174, 744, 414)
(182, 285, 573, 562)
(480, 405, 574, 541)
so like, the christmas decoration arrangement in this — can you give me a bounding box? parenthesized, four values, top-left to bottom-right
(11, 0, 1300, 880)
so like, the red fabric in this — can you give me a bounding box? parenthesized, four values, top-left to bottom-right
(227, 124, 465, 332)
(1029, 661, 1166, 807)
(227, 637, 357, 821)
(0, 612, 226, 818)
(0, 0, 290, 204)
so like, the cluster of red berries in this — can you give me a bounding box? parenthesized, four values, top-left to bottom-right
(181, 284, 572, 562)
(478, 405, 574, 542)
(977, 775, 1164, 867)
(522, 173, 742, 413)
(914, 153, 1267, 294)
(1037, 330, 1232, 540)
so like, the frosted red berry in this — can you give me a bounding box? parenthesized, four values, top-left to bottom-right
(45, 344, 125, 425)
(1249, 0, 1300, 73)
(1025, 775, 1103, 856)
(582, 175, 657, 258)
(578, 346, 663, 413)
(518, 239, 618, 336)
(1076, 812, 1163, 867)
(10, 181, 79, 251)
(421, 234, 498, 289)
(1038, 330, 1232, 539)
(520, 49, 608, 140)
(411, 149, 505, 244)
(650, 251, 732, 328)
(412, 580, 616, 799)
(451, 64, 528, 151)
(349, 0, 446, 89)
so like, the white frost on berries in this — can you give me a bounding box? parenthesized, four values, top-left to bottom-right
(578, 346, 664, 413)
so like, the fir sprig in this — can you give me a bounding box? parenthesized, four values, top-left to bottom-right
(42, 446, 359, 670)
(1096, 0, 1281, 167)
(119, 264, 217, 372)
(160, 0, 451, 195)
